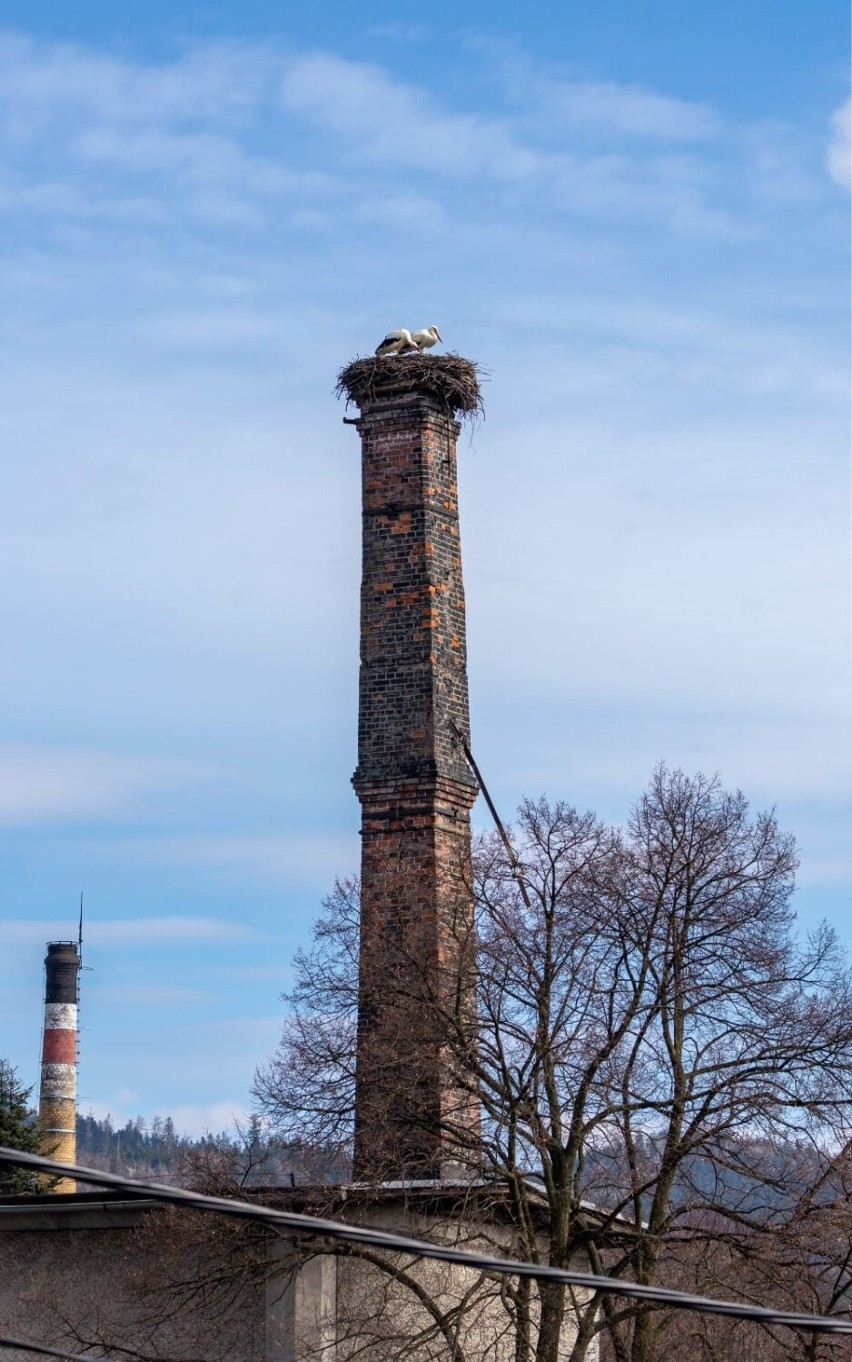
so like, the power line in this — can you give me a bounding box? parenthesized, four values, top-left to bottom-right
(0, 1339, 95, 1361)
(0, 1147, 849, 1336)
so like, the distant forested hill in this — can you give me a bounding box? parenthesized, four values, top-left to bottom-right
(76, 1112, 235, 1183)
(75, 1112, 343, 1187)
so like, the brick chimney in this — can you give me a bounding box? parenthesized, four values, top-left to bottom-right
(340, 355, 482, 1181)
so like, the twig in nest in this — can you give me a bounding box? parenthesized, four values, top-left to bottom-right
(336, 354, 486, 420)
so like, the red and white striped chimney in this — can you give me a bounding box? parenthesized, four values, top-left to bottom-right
(38, 941, 81, 1193)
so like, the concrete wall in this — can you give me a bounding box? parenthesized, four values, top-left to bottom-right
(267, 1193, 599, 1362)
(0, 1194, 598, 1362)
(0, 1198, 264, 1362)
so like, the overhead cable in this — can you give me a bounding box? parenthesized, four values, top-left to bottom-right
(0, 1338, 95, 1361)
(0, 1147, 849, 1336)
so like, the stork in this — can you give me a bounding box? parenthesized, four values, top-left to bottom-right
(375, 328, 416, 358)
(411, 325, 442, 351)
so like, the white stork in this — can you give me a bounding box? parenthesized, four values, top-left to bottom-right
(375, 328, 416, 357)
(411, 325, 442, 351)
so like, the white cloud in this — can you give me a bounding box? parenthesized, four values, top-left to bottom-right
(468, 434, 849, 712)
(0, 31, 764, 237)
(0, 747, 198, 825)
(76, 128, 279, 188)
(279, 52, 545, 180)
(0, 172, 169, 222)
(77, 1016, 285, 1132)
(357, 193, 445, 232)
(0, 34, 328, 228)
(471, 38, 720, 144)
(827, 96, 851, 189)
(168, 1101, 252, 1137)
(116, 831, 359, 888)
(276, 51, 738, 233)
(0, 33, 272, 132)
(536, 79, 720, 142)
(81, 1097, 251, 1138)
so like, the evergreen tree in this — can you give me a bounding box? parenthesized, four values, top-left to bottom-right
(0, 1059, 42, 1194)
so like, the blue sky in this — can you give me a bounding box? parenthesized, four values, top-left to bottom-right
(0, 2, 849, 1136)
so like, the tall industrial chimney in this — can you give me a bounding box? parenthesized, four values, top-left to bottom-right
(338, 354, 482, 1181)
(38, 941, 81, 1193)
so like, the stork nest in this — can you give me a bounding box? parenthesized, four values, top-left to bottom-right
(336, 354, 485, 420)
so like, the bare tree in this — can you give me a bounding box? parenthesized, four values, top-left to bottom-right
(612, 1144, 852, 1362)
(255, 766, 852, 1362)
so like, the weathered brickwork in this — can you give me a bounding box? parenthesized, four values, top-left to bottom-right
(354, 393, 475, 790)
(349, 381, 480, 1180)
